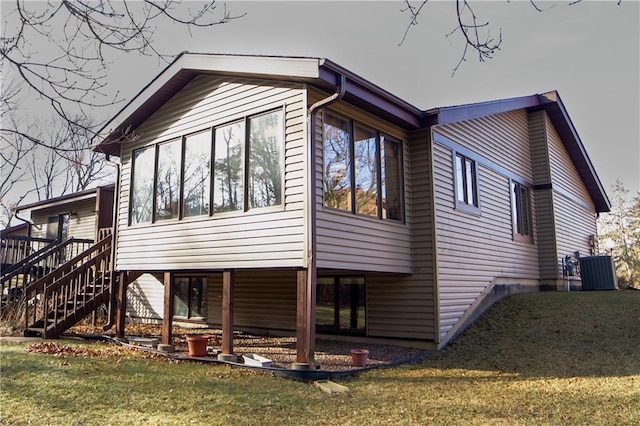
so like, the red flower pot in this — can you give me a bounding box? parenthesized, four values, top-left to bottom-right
(350, 348, 369, 367)
(186, 334, 208, 357)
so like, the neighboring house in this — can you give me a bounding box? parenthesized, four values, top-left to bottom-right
(12, 185, 115, 242)
(1, 185, 115, 319)
(89, 53, 609, 360)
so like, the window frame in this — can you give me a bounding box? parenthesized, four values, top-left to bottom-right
(316, 275, 366, 336)
(128, 106, 285, 226)
(322, 110, 405, 223)
(453, 151, 481, 215)
(511, 179, 534, 243)
(173, 276, 207, 321)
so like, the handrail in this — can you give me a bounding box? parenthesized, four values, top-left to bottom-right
(1, 238, 94, 309)
(1, 235, 55, 267)
(1, 239, 59, 279)
(24, 234, 113, 337)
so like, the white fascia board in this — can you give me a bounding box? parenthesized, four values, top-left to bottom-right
(181, 54, 321, 79)
(95, 54, 321, 144)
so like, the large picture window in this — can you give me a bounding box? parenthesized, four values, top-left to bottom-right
(323, 113, 352, 211)
(322, 111, 403, 222)
(183, 131, 211, 217)
(131, 146, 155, 224)
(454, 152, 480, 214)
(214, 121, 244, 213)
(248, 110, 283, 209)
(316, 276, 365, 335)
(155, 139, 182, 221)
(511, 180, 533, 241)
(129, 108, 284, 224)
(174, 277, 206, 319)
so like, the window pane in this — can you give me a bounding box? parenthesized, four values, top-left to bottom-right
(512, 181, 531, 237)
(323, 113, 351, 211)
(131, 147, 155, 224)
(190, 278, 205, 318)
(381, 136, 402, 221)
(155, 140, 181, 221)
(520, 185, 530, 236)
(455, 154, 465, 203)
(214, 122, 244, 213)
(316, 280, 337, 329)
(174, 278, 189, 318)
(249, 110, 283, 209)
(46, 216, 59, 240)
(354, 125, 378, 216)
(465, 158, 476, 206)
(183, 131, 211, 217)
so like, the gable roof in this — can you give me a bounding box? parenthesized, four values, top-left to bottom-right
(426, 91, 610, 212)
(92, 52, 423, 156)
(14, 184, 115, 213)
(92, 53, 609, 212)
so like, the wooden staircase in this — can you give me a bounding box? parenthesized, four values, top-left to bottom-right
(23, 234, 114, 338)
(1, 237, 93, 310)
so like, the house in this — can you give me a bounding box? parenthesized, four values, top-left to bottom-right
(1, 185, 115, 317)
(12, 184, 115, 242)
(28, 53, 609, 361)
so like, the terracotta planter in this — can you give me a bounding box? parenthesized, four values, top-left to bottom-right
(186, 334, 208, 357)
(350, 349, 369, 367)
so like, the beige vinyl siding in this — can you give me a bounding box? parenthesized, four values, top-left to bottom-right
(432, 110, 540, 340)
(535, 189, 559, 280)
(30, 198, 97, 241)
(436, 110, 533, 180)
(528, 110, 558, 279)
(116, 76, 307, 271)
(206, 270, 297, 331)
(127, 273, 164, 321)
(528, 110, 552, 185)
(366, 129, 437, 340)
(554, 193, 597, 267)
(311, 89, 413, 274)
(547, 115, 594, 202)
(546, 114, 597, 271)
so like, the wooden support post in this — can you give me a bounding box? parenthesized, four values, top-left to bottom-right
(296, 269, 308, 363)
(162, 272, 174, 345)
(221, 270, 235, 355)
(115, 271, 128, 338)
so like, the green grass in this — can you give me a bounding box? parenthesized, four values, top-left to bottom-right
(2, 290, 639, 425)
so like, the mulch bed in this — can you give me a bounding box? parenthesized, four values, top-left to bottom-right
(61, 323, 430, 371)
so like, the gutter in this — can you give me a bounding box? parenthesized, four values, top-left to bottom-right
(304, 73, 346, 366)
(102, 155, 121, 331)
(12, 209, 33, 236)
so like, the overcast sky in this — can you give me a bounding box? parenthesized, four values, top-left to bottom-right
(4, 0, 640, 206)
(100, 0, 640, 198)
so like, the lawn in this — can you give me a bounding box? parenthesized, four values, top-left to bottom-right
(1, 290, 639, 425)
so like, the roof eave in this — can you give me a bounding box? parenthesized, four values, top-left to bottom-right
(93, 53, 324, 156)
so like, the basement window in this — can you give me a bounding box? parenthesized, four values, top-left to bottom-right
(316, 276, 366, 335)
(174, 277, 206, 320)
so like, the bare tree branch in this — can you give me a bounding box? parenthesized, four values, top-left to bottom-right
(400, 0, 622, 75)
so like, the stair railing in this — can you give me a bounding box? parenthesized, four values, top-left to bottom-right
(1, 238, 94, 310)
(24, 234, 112, 337)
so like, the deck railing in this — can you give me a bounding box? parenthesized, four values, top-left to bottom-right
(1, 238, 94, 310)
(24, 234, 113, 338)
(1, 235, 54, 268)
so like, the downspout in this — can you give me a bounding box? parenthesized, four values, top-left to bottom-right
(103, 154, 121, 331)
(305, 73, 346, 365)
(13, 209, 33, 237)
